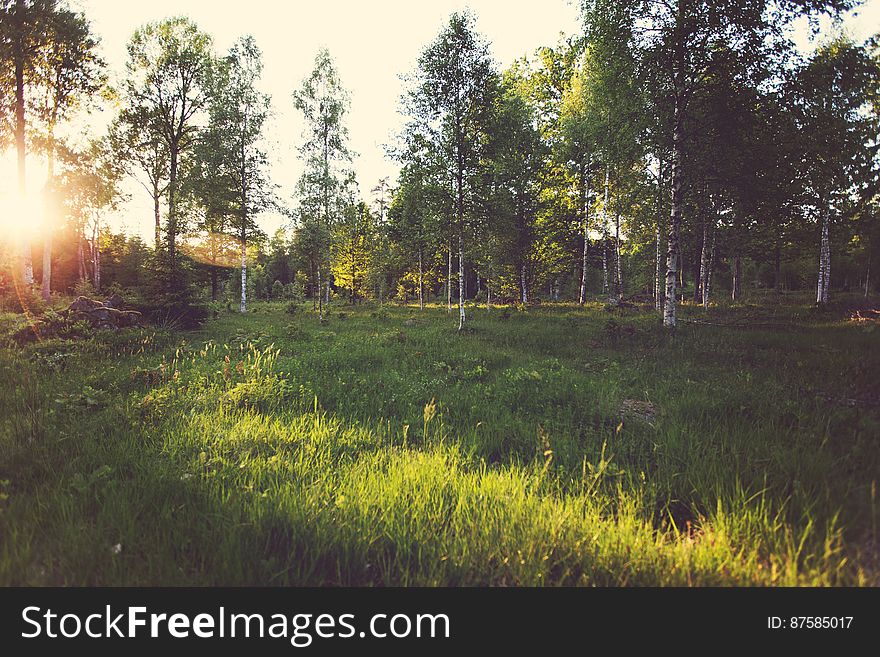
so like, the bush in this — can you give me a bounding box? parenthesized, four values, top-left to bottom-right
(271, 280, 284, 299)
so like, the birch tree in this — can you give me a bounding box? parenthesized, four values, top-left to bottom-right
(121, 17, 213, 286)
(293, 48, 352, 320)
(582, 0, 856, 327)
(32, 5, 104, 300)
(789, 37, 878, 305)
(402, 12, 496, 330)
(208, 36, 272, 313)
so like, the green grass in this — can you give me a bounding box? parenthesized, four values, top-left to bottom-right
(1, 294, 878, 585)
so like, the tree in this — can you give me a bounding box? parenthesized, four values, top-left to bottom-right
(789, 37, 879, 305)
(31, 5, 104, 300)
(201, 35, 272, 313)
(61, 137, 124, 290)
(486, 67, 546, 305)
(332, 197, 373, 302)
(121, 17, 213, 286)
(293, 47, 352, 319)
(402, 11, 497, 330)
(1, 0, 55, 285)
(581, 0, 857, 328)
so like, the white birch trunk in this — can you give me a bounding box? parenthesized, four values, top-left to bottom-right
(614, 211, 622, 297)
(602, 168, 609, 296)
(240, 235, 247, 313)
(521, 264, 528, 304)
(418, 246, 424, 310)
(457, 233, 465, 330)
(92, 216, 101, 291)
(654, 223, 662, 312)
(816, 209, 831, 305)
(663, 110, 683, 329)
(702, 230, 715, 308)
(447, 244, 452, 313)
(317, 268, 323, 320)
(699, 221, 710, 307)
(579, 171, 590, 305)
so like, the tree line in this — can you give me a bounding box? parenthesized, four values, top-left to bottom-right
(2, 0, 878, 329)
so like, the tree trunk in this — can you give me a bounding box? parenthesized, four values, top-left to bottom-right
(418, 246, 424, 310)
(699, 221, 710, 307)
(487, 262, 493, 310)
(457, 232, 465, 330)
(153, 182, 161, 250)
(15, 55, 33, 285)
(168, 145, 179, 277)
(92, 217, 101, 292)
(732, 255, 741, 302)
(663, 105, 683, 329)
(77, 227, 85, 282)
(774, 243, 782, 292)
(240, 228, 247, 313)
(579, 164, 590, 305)
(614, 211, 622, 297)
(602, 168, 609, 296)
(521, 264, 528, 304)
(447, 242, 452, 313)
(317, 268, 323, 320)
(816, 209, 830, 305)
(702, 230, 715, 308)
(654, 223, 663, 312)
(866, 251, 871, 298)
(41, 138, 55, 302)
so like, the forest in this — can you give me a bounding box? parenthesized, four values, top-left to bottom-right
(0, 0, 879, 586)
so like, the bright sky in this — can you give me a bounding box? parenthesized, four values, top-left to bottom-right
(1, 0, 878, 242)
(75, 0, 583, 240)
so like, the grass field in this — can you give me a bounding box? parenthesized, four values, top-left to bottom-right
(1, 295, 878, 585)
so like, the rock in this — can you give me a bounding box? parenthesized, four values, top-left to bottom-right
(64, 296, 141, 330)
(69, 296, 105, 312)
(119, 310, 142, 327)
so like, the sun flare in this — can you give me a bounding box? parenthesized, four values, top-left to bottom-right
(0, 191, 45, 243)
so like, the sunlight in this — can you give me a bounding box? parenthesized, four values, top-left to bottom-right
(0, 190, 45, 244)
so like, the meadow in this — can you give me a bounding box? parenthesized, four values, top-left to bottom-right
(0, 295, 878, 585)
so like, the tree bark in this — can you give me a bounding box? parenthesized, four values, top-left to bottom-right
(521, 264, 528, 304)
(168, 144, 179, 277)
(41, 136, 55, 302)
(731, 255, 741, 302)
(153, 181, 161, 250)
(579, 163, 590, 305)
(447, 241, 452, 313)
(418, 246, 424, 310)
(699, 221, 710, 307)
(614, 211, 622, 298)
(816, 209, 831, 305)
(92, 216, 101, 291)
(654, 226, 662, 306)
(663, 104, 683, 329)
(773, 243, 782, 292)
(240, 229, 247, 313)
(702, 230, 715, 308)
(15, 54, 34, 285)
(317, 268, 323, 320)
(457, 232, 465, 330)
(601, 168, 609, 296)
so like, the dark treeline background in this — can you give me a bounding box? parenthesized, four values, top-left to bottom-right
(2, 0, 878, 328)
